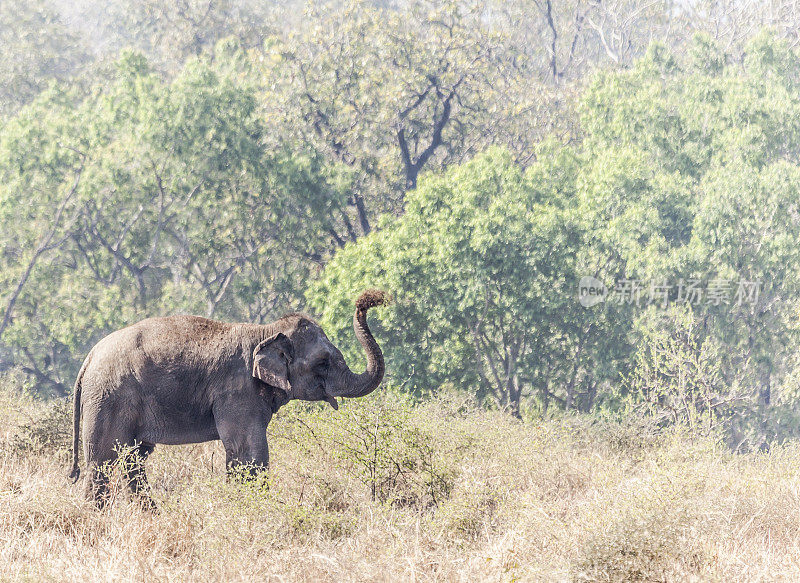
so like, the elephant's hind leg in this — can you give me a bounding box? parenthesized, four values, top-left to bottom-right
(82, 397, 142, 507)
(84, 461, 112, 508)
(121, 441, 156, 509)
(84, 449, 122, 508)
(82, 433, 120, 507)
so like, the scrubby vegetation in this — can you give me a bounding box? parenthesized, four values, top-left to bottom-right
(3, 381, 800, 581)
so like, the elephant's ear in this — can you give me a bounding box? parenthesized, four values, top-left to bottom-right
(252, 333, 294, 394)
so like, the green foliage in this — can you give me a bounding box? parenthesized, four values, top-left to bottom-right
(578, 32, 800, 445)
(309, 147, 606, 415)
(311, 140, 644, 415)
(277, 391, 472, 508)
(4, 4, 800, 450)
(0, 0, 90, 118)
(623, 307, 733, 437)
(265, 0, 549, 229)
(0, 50, 346, 389)
(308, 31, 800, 447)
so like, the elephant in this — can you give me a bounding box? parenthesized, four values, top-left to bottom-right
(67, 289, 388, 505)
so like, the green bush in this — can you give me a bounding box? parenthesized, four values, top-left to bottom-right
(277, 391, 474, 508)
(623, 307, 738, 437)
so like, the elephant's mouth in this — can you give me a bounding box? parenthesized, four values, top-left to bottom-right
(318, 380, 339, 410)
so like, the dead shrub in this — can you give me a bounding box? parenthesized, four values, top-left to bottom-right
(11, 397, 72, 454)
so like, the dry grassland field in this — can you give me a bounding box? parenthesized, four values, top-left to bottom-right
(2, 381, 800, 582)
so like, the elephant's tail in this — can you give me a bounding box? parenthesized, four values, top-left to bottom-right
(68, 352, 92, 484)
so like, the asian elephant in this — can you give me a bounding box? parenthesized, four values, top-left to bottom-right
(68, 289, 388, 505)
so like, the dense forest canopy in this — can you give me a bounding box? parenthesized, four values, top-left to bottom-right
(4, 0, 800, 449)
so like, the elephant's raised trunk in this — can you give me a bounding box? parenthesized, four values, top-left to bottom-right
(327, 289, 388, 399)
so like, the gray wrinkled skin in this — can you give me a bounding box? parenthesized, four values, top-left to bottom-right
(68, 290, 387, 506)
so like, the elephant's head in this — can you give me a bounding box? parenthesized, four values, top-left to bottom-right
(252, 289, 389, 409)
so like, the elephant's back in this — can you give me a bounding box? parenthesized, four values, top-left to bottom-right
(81, 315, 240, 394)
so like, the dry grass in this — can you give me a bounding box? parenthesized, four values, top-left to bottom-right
(2, 386, 800, 582)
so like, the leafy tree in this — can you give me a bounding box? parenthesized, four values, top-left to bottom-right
(91, 0, 277, 73)
(0, 0, 90, 118)
(0, 50, 345, 393)
(579, 32, 800, 445)
(311, 31, 800, 433)
(309, 148, 620, 416)
(264, 0, 552, 240)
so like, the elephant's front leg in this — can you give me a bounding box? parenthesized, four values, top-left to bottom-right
(215, 413, 270, 477)
(224, 432, 269, 479)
